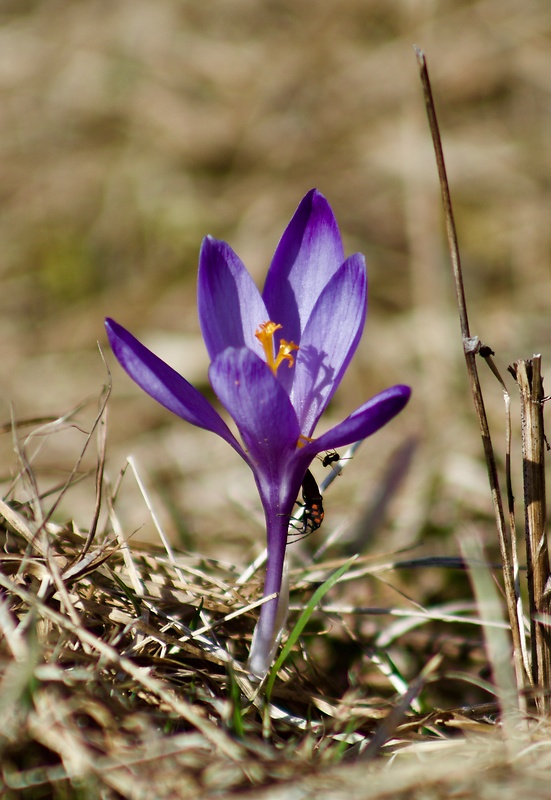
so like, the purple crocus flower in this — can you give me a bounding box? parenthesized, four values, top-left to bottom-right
(105, 189, 410, 677)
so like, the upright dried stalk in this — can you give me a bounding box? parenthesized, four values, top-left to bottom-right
(515, 356, 551, 712)
(415, 47, 525, 701)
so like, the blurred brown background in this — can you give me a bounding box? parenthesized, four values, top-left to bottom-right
(1, 0, 551, 568)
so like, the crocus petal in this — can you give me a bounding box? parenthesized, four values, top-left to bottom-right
(209, 347, 301, 480)
(263, 189, 345, 344)
(198, 236, 268, 362)
(302, 385, 412, 457)
(291, 253, 367, 433)
(105, 318, 244, 455)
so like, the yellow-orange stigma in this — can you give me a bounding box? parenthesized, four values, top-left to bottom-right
(255, 321, 299, 376)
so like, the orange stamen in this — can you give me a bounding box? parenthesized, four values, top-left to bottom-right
(255, 321, 299, 376)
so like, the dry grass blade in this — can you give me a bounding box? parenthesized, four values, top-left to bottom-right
(460, 531, 521, 746)
(515, 356, 551, 712)
(0, 572, 244, 762)
(359, 652, 443, 760)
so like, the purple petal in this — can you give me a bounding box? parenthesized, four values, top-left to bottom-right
(209, 348, 300, 480)
(291, 253, 367, 434)
(105, 318, 244, 454)
(262, 189, 345, 344)
(197, 236, 268, 362)
(302, 385, 411, 456)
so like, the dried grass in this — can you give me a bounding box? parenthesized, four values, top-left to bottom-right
(1, 400, 550, 798)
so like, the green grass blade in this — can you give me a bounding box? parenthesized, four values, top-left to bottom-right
(265, 555, 357, 699)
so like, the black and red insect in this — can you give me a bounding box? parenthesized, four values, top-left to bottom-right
(289, 468, 324, 538)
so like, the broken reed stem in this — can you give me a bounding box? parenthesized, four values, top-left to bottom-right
(415, 47, 525, 701)
(515, 356, 551, 712)
(484, 353, 530, 688)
